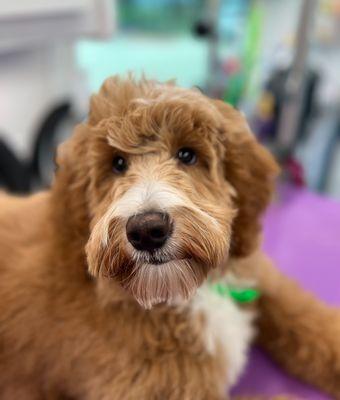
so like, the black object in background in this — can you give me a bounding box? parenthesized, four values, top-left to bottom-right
(0, 139, 30, 193)
(30, 102, 73, 187)
(0, 101, 77, 194)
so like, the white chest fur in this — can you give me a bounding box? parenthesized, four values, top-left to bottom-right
(190, 284, 254, 387)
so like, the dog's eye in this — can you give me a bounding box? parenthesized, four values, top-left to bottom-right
(176, 148, 197, 165)
(112, 156, 128, 174)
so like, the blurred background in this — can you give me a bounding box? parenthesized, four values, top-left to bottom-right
(0, 0, 339, 196)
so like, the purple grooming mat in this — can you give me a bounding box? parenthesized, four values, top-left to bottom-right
(232, 185, 340, 399)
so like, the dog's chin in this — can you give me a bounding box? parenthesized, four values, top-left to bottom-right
(121, 257, 207, 310)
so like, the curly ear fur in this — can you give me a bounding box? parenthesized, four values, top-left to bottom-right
(52, 125, 92, 250)
(213, 100, 280, 257)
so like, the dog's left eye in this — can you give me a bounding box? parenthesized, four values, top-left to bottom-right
(112, 156, 128, 174)
(176, 148, 197, 165)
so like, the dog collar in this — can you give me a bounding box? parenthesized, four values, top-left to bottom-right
(209, 281, 260, 304)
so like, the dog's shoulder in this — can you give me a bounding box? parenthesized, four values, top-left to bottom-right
(0, 190, 50, 222)
(0, 191, 51, 265)
(0, 190, 49, 218)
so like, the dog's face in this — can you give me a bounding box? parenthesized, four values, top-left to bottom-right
(56, 78, 278, 309)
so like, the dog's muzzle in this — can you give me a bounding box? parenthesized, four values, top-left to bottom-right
(126, 211, 172, 252)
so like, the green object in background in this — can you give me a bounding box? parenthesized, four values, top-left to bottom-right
(210, 281, 260, 304)
(224, 72, 245, 107)
(223, 0, 264, 106)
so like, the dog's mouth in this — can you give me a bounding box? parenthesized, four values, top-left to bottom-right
(131, 249, 189, 266)
(148, 255, 190, 265)
(149, 255, 170, 265)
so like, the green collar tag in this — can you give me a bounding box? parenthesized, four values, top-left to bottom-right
(210, 282, 260, 304)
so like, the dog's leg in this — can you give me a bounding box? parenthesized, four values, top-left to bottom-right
(83, 382, 229, 400)
(235, 252, 340, 398)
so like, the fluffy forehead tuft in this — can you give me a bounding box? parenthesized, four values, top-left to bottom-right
(88, 76, 221, 129)
(85, 76, 255, 159)
(86, 76, 233, 157)
(90, 77, 208, 117)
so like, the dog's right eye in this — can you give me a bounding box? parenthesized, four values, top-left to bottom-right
(112, 156, 128, 174)
(176, 148, 197, 165)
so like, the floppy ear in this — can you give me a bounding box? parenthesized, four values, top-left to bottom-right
(213, 100, 280, 257)
(52, 125, 92, 241)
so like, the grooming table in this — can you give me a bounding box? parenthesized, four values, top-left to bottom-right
(232, 184, 340, 399)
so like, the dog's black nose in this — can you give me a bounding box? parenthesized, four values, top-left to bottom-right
(126, 212, 172, 252)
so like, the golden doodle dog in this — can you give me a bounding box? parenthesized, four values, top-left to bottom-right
(0, 77, 339, 400)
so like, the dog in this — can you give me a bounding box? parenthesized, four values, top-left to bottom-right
(0, 77, 339, 399)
